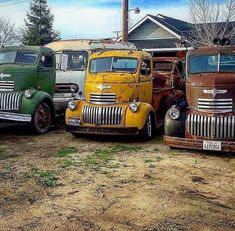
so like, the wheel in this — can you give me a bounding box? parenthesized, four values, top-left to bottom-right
(32, 102, 52, 134)
(139, 113, 153, 140)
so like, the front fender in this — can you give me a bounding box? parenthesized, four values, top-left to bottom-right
(20, 91, 54, 115)
(125, 103, 155, 130)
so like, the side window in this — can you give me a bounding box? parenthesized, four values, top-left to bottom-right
(141, 58, 151, 76)
(41, 54, 53, 68)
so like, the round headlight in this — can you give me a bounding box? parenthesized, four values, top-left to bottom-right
(169, 107, 180, 120)
(70, 84, 78, 94)
(25, 89, 33, 99)
(129, 102, 139, 113)
(68, 100, 77, 111)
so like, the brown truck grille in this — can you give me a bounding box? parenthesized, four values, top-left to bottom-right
(187, 114, 235, 139)
(198, 98, 233, 112)
(0, 81, 14, 91)
(90, 93, 116, 105)
(0, 93, 21, 111)
(82, 106, 123, 125)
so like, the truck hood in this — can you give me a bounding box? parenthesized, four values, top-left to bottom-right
(0, 64, 38, 92)
(186, 73, 235, 111)
(85, 73, 137, 104)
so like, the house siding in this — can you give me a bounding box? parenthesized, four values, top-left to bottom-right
(128, 19, 175, 40)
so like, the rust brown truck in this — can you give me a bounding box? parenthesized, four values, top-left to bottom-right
(164, 45, 235, 152)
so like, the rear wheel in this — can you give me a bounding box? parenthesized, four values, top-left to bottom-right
(32, 102, 52, 134)
(139, 113, 153, 140)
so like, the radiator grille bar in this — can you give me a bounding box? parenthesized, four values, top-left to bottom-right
(198, 98, 233, 112)
(0, 81, 14, 92)
(0, 93, 21, 111)
(187, 114, 235, 139)
(82, 106, 123, 125)
(90, 93, 116, 105)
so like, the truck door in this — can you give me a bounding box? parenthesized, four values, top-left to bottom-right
(38, 52, 55, 96)
(138, 57, 153, 104)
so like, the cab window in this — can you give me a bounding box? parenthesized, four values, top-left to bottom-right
(141, 59, 151, 76)
(41, 54, 53, 68)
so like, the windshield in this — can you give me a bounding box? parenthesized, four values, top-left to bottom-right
(0, 50, 38, 65)
(189, 54, 235, 74)
(89, 57, 138, 73)
(56, 51, 88, 71)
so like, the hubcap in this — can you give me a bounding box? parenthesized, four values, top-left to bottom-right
(37, 104, 50, 129)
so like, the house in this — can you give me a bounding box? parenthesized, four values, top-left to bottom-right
(118, 14, 194, 57)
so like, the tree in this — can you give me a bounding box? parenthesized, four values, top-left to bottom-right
(22, 0, 60, 46)
(189, 0, 235, 46)
(0, 17, 20, 47)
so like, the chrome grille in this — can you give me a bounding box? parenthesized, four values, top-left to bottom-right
(198, 98, 233, 112)
(187, 114, 235, 139)
(0, 81, 14, 92)
(90, 93, 116, 105)
(0, 93, 21, 111)
(82, 106, 123, 125)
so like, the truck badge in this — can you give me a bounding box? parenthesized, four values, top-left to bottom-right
(203, 88, 227, 97)
(97, 85, 112, 91)
(0, 73, 11, 80)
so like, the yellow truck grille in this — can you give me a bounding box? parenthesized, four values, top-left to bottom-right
(82, 106, 123, 125)
(187, 114, 235, 139)
(0, 93, 21, 111)
(90, 93, 116, 105)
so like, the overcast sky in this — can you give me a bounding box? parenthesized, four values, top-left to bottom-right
(0, 0, 189, 39)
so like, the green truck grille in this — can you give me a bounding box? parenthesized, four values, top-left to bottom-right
(0, 93, 21, 111)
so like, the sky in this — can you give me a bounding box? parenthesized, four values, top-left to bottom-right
(0, 0, 190, 39)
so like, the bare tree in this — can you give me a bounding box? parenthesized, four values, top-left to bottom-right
(0, 17, 20, 47)
(189, 0, 235, 46)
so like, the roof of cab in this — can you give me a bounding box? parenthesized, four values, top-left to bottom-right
(90, 50, 151, 59)
(45, 39, 136, 52)
(0, 46, 53, 53)
(189, 45, 235, 56)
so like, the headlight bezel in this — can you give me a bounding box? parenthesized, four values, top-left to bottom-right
(169, 106, 181, 120)
(129, 102, 139, 113)
(24, 89, 34, 99)
(67, 100, 77, 111)
(70, 84, 79, 94)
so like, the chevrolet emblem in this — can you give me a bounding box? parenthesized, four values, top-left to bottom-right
(203, 88, 227, 97)
(0, 73, 11, 80)
(96, 85, 112, 91)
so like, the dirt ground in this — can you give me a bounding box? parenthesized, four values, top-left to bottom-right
(0, 121, 234, 231)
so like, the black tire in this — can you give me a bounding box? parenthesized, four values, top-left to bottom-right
(71, 132, 81, 138)
(32, 102, 52, 134)
(139, 113, 153, 140)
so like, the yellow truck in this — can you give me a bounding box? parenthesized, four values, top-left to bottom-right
(65, 50, 182, 139)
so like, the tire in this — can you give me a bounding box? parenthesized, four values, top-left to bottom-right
(32, 102, 52, 134)
(139, 113, 153, 140)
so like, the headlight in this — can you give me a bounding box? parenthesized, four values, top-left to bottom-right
(70, 84, 79, 94)
(67, 100, 77, 111)
(129, 102, 139, 113)
(24, 89, 33, 99)
(169, 107, 180, 120)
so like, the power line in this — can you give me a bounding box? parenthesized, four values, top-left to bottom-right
(0, 0, 29, 7)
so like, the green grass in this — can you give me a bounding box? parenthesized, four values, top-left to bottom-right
(61, 159, 76, 168)
(30, 164, 58, 187)
(111, 144, 142, 152)
(0, 165, 12, 179)
(57, 147, 78, 157)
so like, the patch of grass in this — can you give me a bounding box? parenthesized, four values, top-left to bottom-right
(95, 148, 114, 162)
(83, 155, 99, 168)
(0, 148, 17, 160)
(57, 147, 78, 158)
(144, 159, 155, 164)
(111, 144, 142, 152)
(30, 164, 58, 187)
(0, 165, 12, 179)
(61, 159, 76, 168)
(156, 156, 163, 162)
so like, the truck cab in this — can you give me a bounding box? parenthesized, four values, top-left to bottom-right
(0, 46, 56, 134)
(66, 50, 180, 139)
(164, 45, 235, 152)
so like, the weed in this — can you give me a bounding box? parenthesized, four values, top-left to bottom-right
(61, 159, 76, 168)
(83, 155, 98, 168)
(30, 164, 58, 187)
(0, 149, 17, 160)
(95, 148, 114, 162)
(0, 165, 12, 179)
(155, 156, 163, 162)
(57, 147, 78, 157)
(144, 159, 155, 164)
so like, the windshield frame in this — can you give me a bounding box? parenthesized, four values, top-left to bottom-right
(0, 50, 39, 66)
(89, 56, 139, 74)
(188, 53, 235, 75)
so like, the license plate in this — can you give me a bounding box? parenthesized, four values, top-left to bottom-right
(203, 141, 222, 151)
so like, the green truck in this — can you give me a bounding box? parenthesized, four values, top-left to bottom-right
(0, 46, 56, 134)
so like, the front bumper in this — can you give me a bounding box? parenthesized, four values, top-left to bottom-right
(163, 135, 235, 153)
(66, 125, 138, 136)
(0, 111, 32, 122)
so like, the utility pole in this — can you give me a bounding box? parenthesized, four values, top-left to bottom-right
(122, 0, 128, 43)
